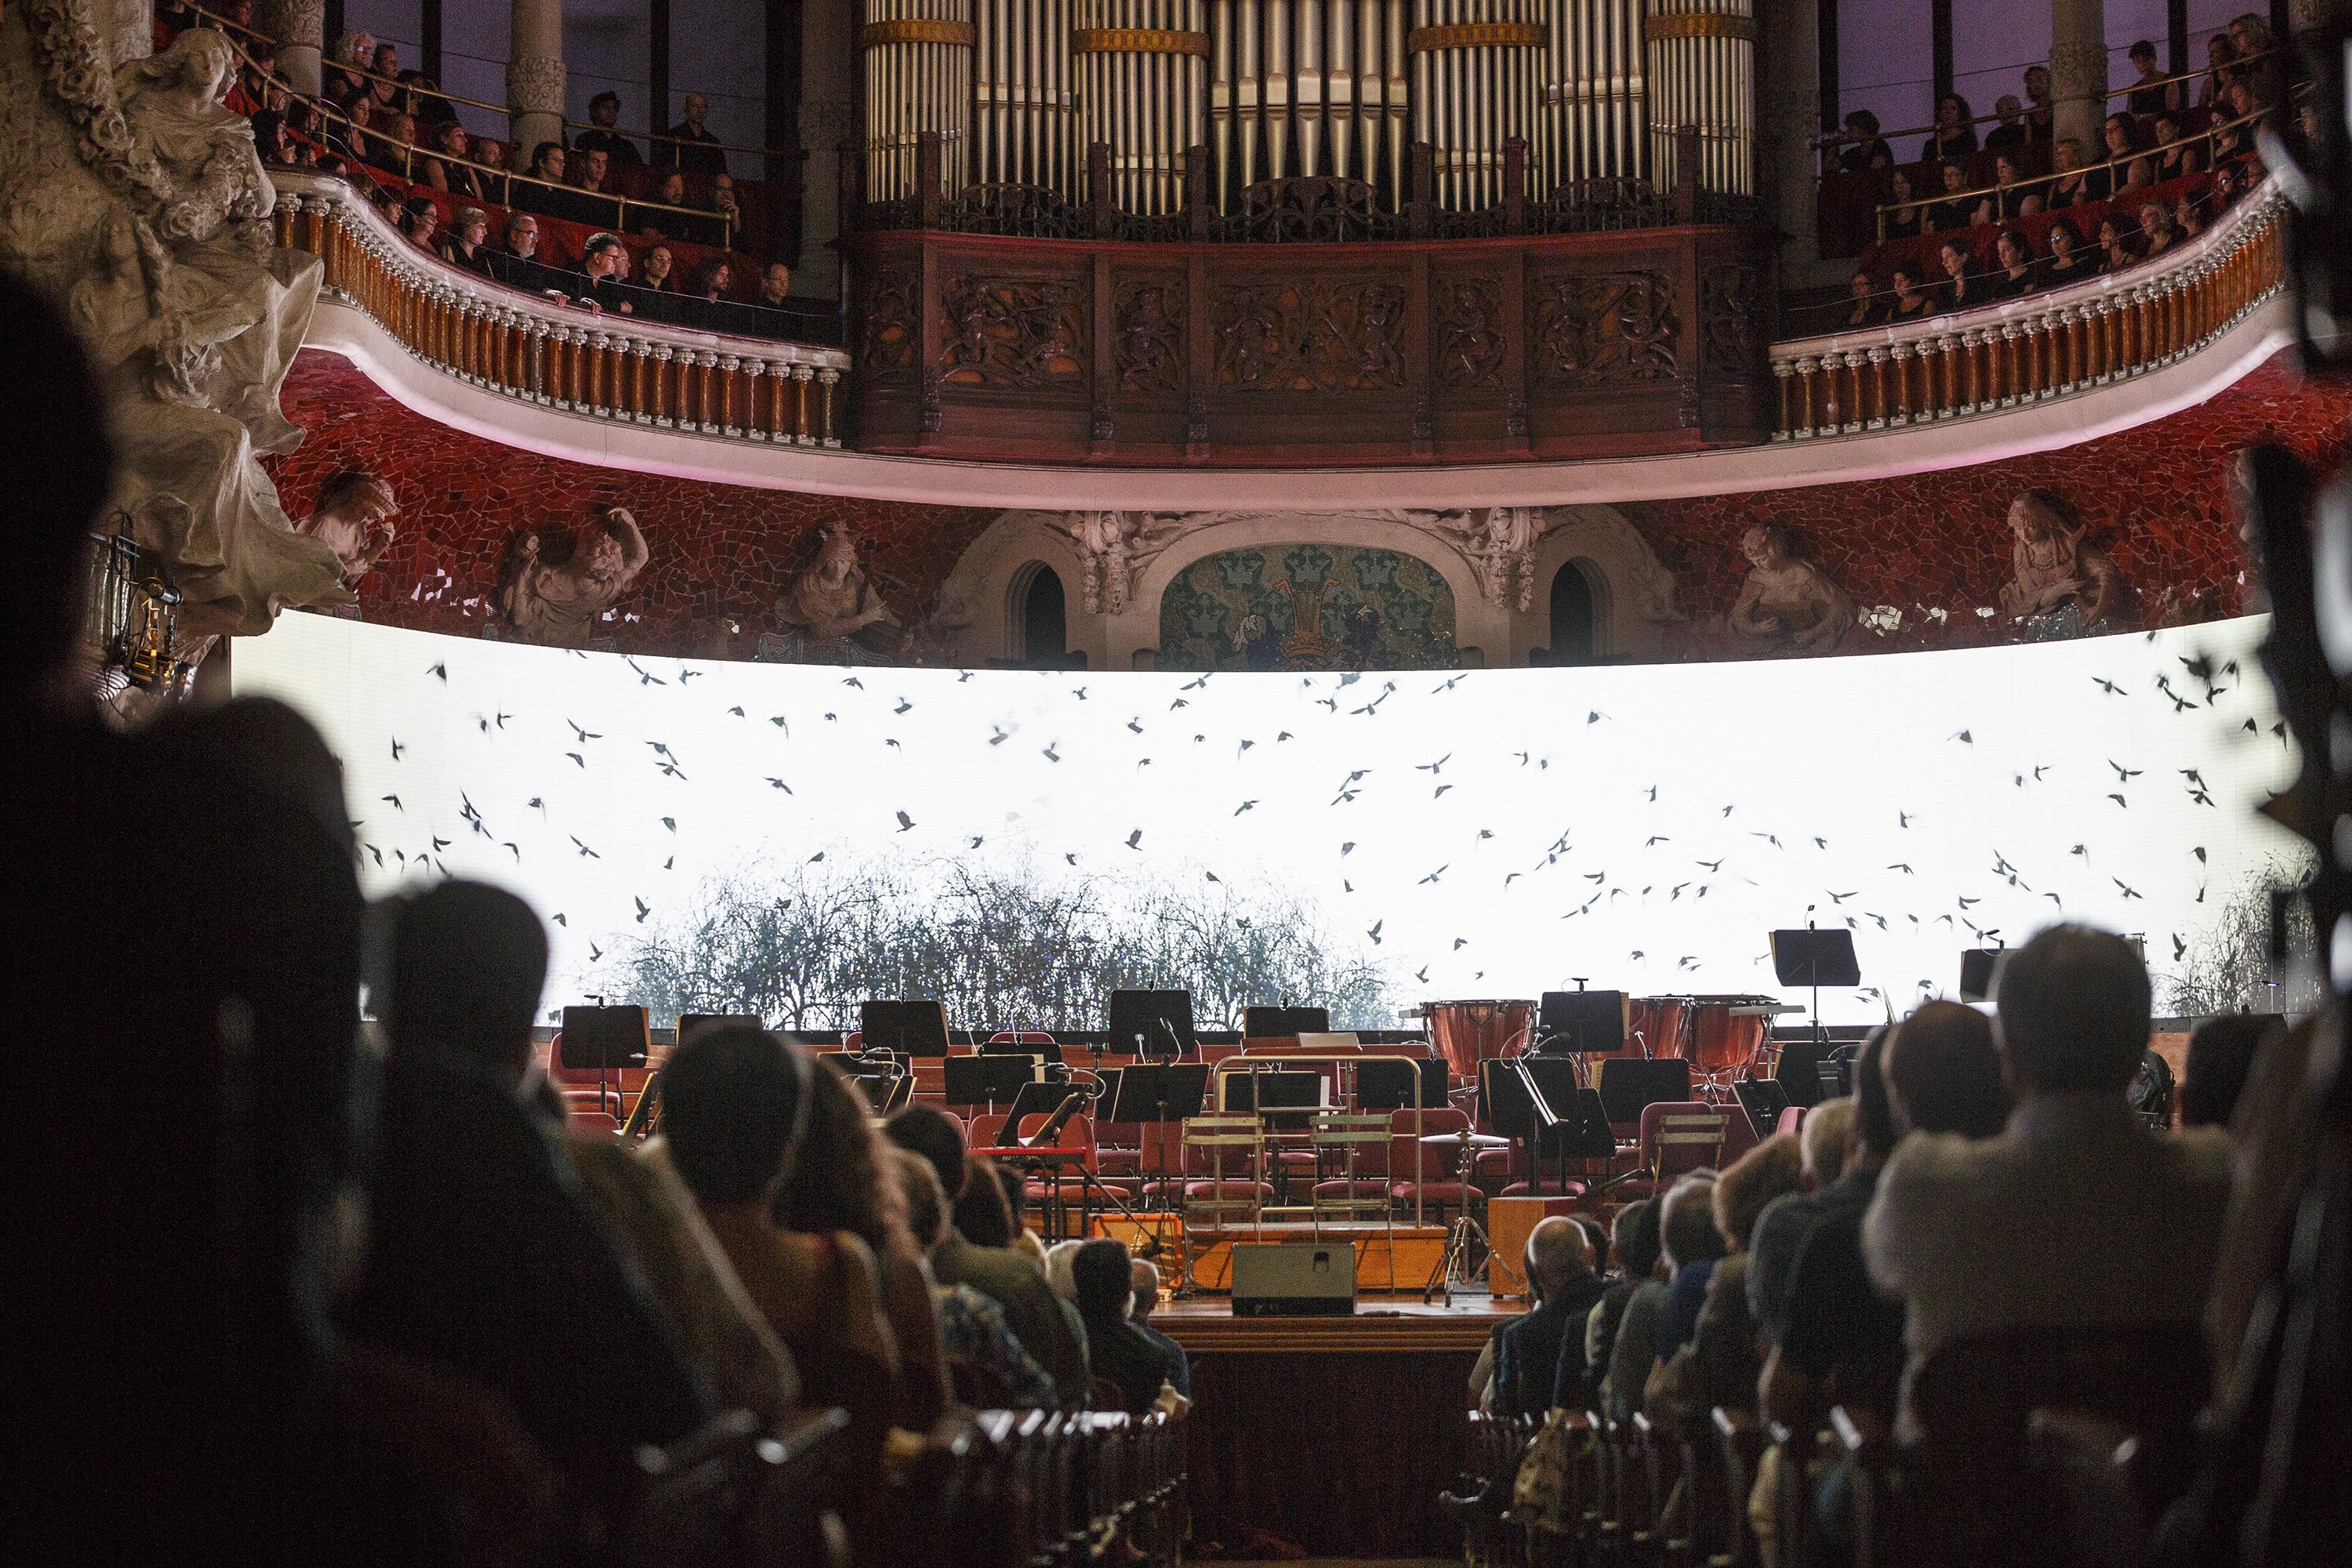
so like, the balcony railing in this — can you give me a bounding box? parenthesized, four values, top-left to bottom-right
(271, 171, 849, 448)
(1767, 173, 2285, 441)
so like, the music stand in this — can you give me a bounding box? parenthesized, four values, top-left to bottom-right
(982, 1033, 1064, 1064)
(1356, 1056, 1446, 1112)
(1537, 989, 1628, 1054)
(1958, 948, 2003, 1003)
(1595, 1058, 1693, 1126)
(1771, 927, 1862, 1060)
(859, 999, 953, 1056)
(677, 1012, 764, 1043)
(1242, 1004, 1330, 1040)
(1733, 1076, 1792, 1139)
(945, 1053, 1040, 1107)
(848, 1072, 913, 1114)
(562, 1004, 649, 1118)
(1221, 1069, 1327, 1131)
(1107, 989, 1196, 1058)
(1106, 1063, 1211, 1213)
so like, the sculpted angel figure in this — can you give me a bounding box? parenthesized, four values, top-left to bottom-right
(1436, 506, 1553, 608)
(293, 472, 401, 588)
(1997, 489, 2129, 628)
(1727, 524, 1853, 653)
(498, 509, 649, 645)
(775, 522, 897, 643)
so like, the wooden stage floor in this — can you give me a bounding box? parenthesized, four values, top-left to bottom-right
(1151, 1289, 1509, 1559)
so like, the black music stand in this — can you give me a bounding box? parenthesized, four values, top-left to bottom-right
(1356, 1055, 1447, 1112)
(1481, 1057, 1614, 1196)
(1107, 989, 1196, 1059)
(1771, 927, 1862, 1063)
(945, 1052, 1040, 1109)
(1595, 1057, 1693, 1127)
(1105, 1062, 1210, 1214)
(1241, 1004, 1330, 1040)
(1733, 1076, 1793, 1139)
(1958, 948, 2003, 1003)
(1537, 989, 1629, 1054)
(562, 1004, 649, 1118)
(859, 999, 953, 1056)
(982, 1032, 1064, 1064)
(677, 1012, 764, 1043)
(1221, 1068, 1327, 1131)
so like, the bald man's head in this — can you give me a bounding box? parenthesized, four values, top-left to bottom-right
(1130, 1257, 1162, 1319)
(1527, 1215, 1595, 1298)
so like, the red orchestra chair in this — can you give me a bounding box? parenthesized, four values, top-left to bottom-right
(1389, 1106, 1477, 1223)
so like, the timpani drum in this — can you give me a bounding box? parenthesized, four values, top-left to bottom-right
(1688, 996, 1776, 1076)
(1627, 996, 1694, 1060)
(1423, 999, 1537, 1082)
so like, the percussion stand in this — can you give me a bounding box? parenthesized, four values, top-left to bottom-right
(1422, 1126, 1494, 1305)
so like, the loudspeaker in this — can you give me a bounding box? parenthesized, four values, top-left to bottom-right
(1230, 1242, 1358, 1316)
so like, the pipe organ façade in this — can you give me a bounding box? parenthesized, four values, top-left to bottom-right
(861, 0, 1755, 213)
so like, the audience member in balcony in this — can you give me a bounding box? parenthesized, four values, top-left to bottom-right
(249, 107, 292, 167)
(1833, 109, 1893, 173)
(1986, 229, 2038, 299)
(895, 1148, 1056, 1410)
(1650, 1172, 1726, 1368)
(2211, 81, 2262, 169)
(371, 40, 398, 79)
(1838, 270, 1879, 331)
(1989, 151, 2042, 220)
(2125, 39, 2185, 120)
(2139, 199, 2184, 260)
(365, 178, 405, 230)
(1863, 928, 2233, 1443)
(519, 141, 570, 214)
(2096, 214, 2143, 274)
(673, 172, 743, 249)
(1492, 1218, 1608, 1420)
(661, 1027, 902, 1451)
(1879, 167, 1923, 241)
(575, 233, 637, 315)
(1935, 239, 1990, 310)
(1075, 1239, 1181, 1415)
(1886, 263, 1939, 323)
(2122, 154, 2158, 199)
(2174, 191, 2208, 241)
(381, 111, 423, 179)
(2152, 113, 2207, 180)
(2198, 31, 2241, 110)
(771, 1058, 949, 1431)
(626, 243, 681, 322)
(1582, 1199, 1661, 1410)
(435, 206, 495, 278)
(1920, 93, 1978, 162)
(397, 70, 456, 132)
(2044, 138, 2096, 207)
(2040, 218, 2096, 286)
(571, 146, 625, 227)
(659, 90, 731, 178)
(425, 122, 484, 199)
(1924, 162, 1976, 233)
(397, 195, 437, 252)
(1131, 1258, 1192, 1398)
(2096, 111, 2140, 193)
(637, 170, 695, 239)
(1982, 95, 2031, 158)
(757, 261, 795, 314)
(488, 212, 553, 292)
(474, 134, 510, 203)
(327, 29, 372, 100)
(2229, 12, 2281, 106)
(348, 881, 714, 1490)
(574, 89, 644, 167)
(2024, 64, 2055, 140)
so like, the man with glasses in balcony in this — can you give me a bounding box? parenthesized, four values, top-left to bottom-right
(488, 213, 554, 294)
(574, 90, 643, 168)
(658, 91, 728, 179)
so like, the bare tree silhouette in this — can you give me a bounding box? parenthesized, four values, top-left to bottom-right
(2159, 851, 2323, 1018)
(604, 853, 1396, 1031)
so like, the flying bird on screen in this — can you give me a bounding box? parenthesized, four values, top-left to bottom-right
(1415, 965, 1430, 982)
(1127, 829, 1143, 850)
(1886, 862, 1914, 874)
(1433, 784, 1454, 798)
(566, 752, 585, 768)
(2114, 879, 2144, 899)
(1181, 675, 1211, 691)
(2093, 677, 2128, 695)
(2193, 846, 2208, 863)
(841, 677, 864, 689)
(1234, 800, 1258, 816)
(1367, 920, 1384, 944)
(2173, 934, 2188, 960)
(426, 662, 446, 681)
(677, 668, 701, 683)
(381, 794, 403, 811)
(1127, 718, 1144, 733)
(1420, 866, 1448, 884)
(767, 778, 792, 792)
(969, 837, 985, 849)
(1949, 730, 1973, 743)
(633, 897, 651, 923)
(588, 942, 603, 962)
(2107, 793, 2129, 808)
(390, 738, 406, 760)
(1417, 754, 1451, 775)
(895, 699, 913, 715)
(570, 836, 599, 858)
(2109, 760, 2142, 781)
(769, 716, 790, 731)
(1646, 835, 1670, 847)
(728, 706, 745, 717)
(1065, 853, 1078, 865)
(1588, 711, 1608, 724)
(895, 811, 916, 831)
(989, 728, 1009, 746)
(623, 659, 665, 687)
(1041, 743, 1062, 762)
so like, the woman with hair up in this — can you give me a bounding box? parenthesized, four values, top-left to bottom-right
(771, 1057, 948, 1428)
(1921, 93, 1977, 162)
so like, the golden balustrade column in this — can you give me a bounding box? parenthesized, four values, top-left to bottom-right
(795, 365, 817, 445)
(820, 367, 841, 447)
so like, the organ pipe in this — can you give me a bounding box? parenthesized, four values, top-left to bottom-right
(863, 1, 1749, 216)
(863, 0, 977, 198)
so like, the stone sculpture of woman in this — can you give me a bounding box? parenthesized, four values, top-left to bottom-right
(499, 509, 650, 646)
(775, 523, 898, 645)
(1727, 524, 1854, 654)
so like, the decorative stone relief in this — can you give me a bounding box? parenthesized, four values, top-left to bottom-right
(939, 274, 1087, 387)
(1430, 506, 1557, 610)
(773, 522, 902, 652)
(505, 53, 568, 116)
(1059, 510, 1187, 614)
(1998, 488, 2131, 634)
(1726, 523, 1854, 654)
(1, 9, 343, 647)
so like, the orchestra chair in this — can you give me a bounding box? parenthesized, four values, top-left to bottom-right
(1772, 1105, 1806, 1138)
(1609, 1102, 1734, 1201)
(1838, 1322, 2209, 1568)
(1388, 1105, 1475, 1224)
(1307, 1114, 1392, 1208)
(1094, 1112, 1145, 1178)
(546, 1031, 627, 1118)
(841, 1029, 863, 1051)
(1166, 1114, 1274, 1218)
(1711, 1406, 1766, 1568)
(566, 1107, 622, 1136)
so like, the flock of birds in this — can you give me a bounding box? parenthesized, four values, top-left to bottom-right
(247, 612, 2296, 1022)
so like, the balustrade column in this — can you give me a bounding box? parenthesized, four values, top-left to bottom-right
(1864, 348, 1888, 430)
(2049, 0, 2107, 158)
(1886, 343, 1912, 425)
(793, 365, 817, 445)
(652, 345, 674, 427)
(1791, 356, 1820, 437)
(509, 0, 568, 169)
(1772, 359, 1794, 438)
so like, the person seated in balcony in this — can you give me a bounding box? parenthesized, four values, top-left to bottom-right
(376, 111, 421, 180)
(1834, 109, 1893, 174)
(2138, 200, 2184, 260)
(573, 234, 637, 316)
(396, 196, 437, 252)
(1990, 151, 2043, 220)
(1837, 269, 1881, 330)
(628, 244, 681, 323)
(573, 89, 644, 167)
(1982, 95, 2031, 158)
(437, 206, 494, 277)
(2173, 192, 2205, 241)
(755, 261, 793, 314)
(685, 256, 735, 328)
(2043, 138, 2096, 207)
(516, 142, 576, 220)
(2024, 64, 2055, 140)
(423, 122, 483, 200)
(1879, 167, 1924, 241)
(2209, 79, 2262, 168)
(2229, 12, 2282, 107)
(673, 173, 742, 249)
(2096, 214, 2143, 274)
(570, 146, 625, 228)
(2092, 111, 2140, 198)
(327, 28, 373, 101)
(474, 136, 511, 204)
(2118, 154, 2158, 202)
(397, 69, 457, 132)
(1920, 93, 1977, 162)
(1984, 229, 2038, 299)
(2198, 31, 2241, 111)
(659, 91, 731, 178)
(1886, 263, 1939, 323)
(1935, 239, 1990, 310)
(2039, 217, 2095, 286)
(1924, 162, 1976, 232)
(636, 170, 695, 239)
(2151, 113, 2207, 180)
(488, 212, 554, 293)
(2125, 39, 2184, 120)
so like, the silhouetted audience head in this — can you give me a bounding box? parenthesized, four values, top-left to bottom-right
(1853, 1029, 1900, 1165)
(954, 1154, 1016, 1247)
(1712, 1133, 1803, 1250)
(772, 1056, 904, 1251)
(661, 1027, 810, 1206)
(2182, 1013, 2276, 1127)
(1610, 1196, 1664, 1279)
(887, 1101, 969, 1199)
(1883, 1000, 2013, 1138)
(1798, 1095, 1856, 1188)
(1073, 1238, 1134, 1323)
(995, 1160, 1031, 1238)
(892, 1145, 950, 1251)
(1661, 1174, 1726, 1270)
(1526, 1215, 1596, 1298)
(5, 272, 116, 702)
(384, 880, 547, 1084)
(1994, 924, 2153, 1094)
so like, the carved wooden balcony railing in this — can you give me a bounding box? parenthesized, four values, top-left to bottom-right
(270, 172, 851, 448)
(1768, 176, 2288, 441)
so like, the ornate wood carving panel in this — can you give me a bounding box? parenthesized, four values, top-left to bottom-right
(1112, 275, 1188, 394)
(1529, 270, 1680, 386)
(938, 274, 1091, 389)
(1208, 278, 1410, 392)
(1431, 276, 1506, 392)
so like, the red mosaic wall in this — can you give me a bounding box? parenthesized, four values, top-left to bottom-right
(266, 347, 2347, 663)
(1624, 352, 2349, 657)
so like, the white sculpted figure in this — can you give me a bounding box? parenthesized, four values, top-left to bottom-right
(1061, 510, 1183, 614)
(1436, 506, 1554, 608)
(775, 523, 897, 642)
(1727, 524, 1853, 653)
(3, 16, 343, 643)
(499, 509, 650, 646)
